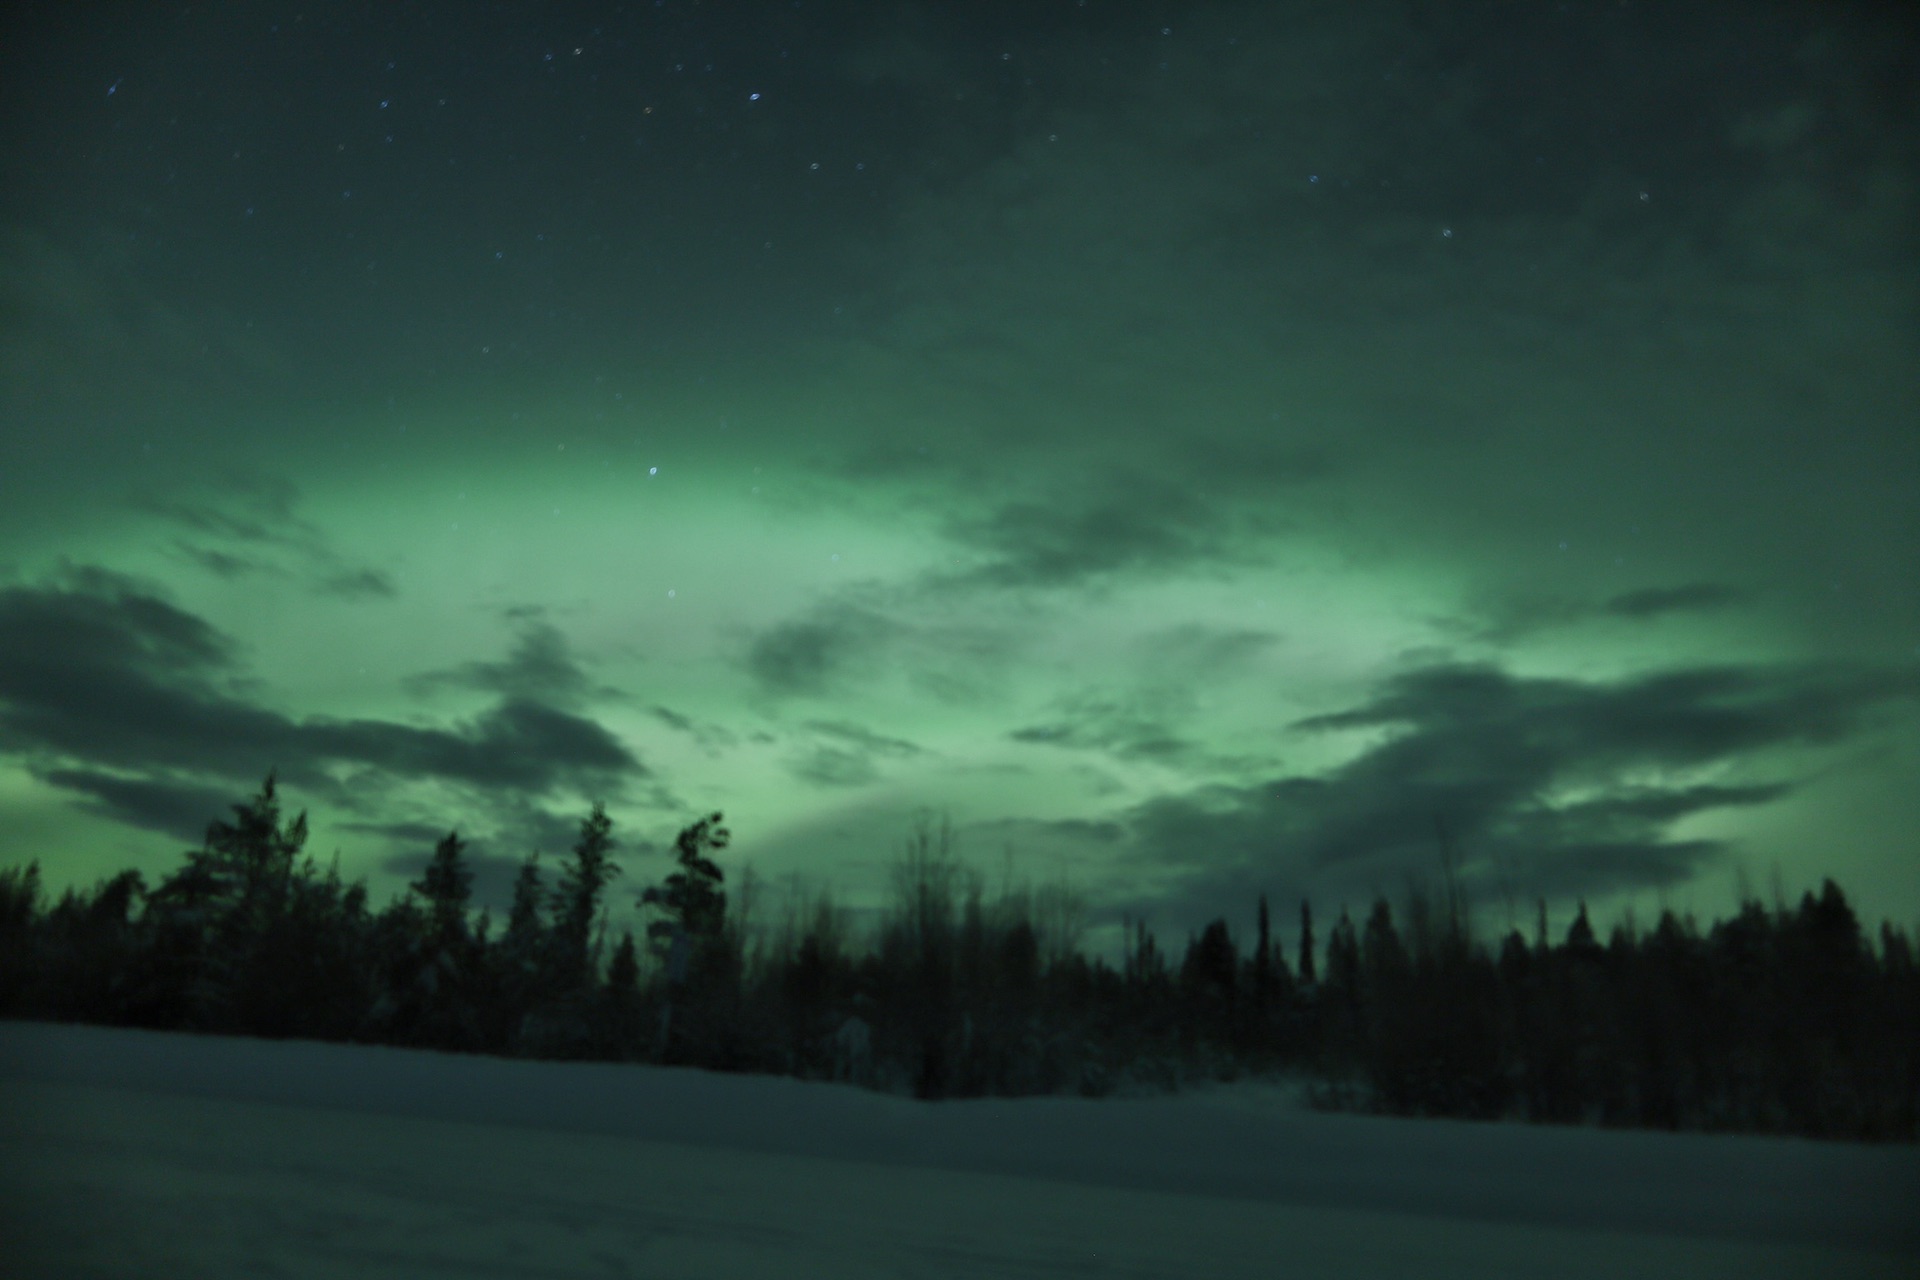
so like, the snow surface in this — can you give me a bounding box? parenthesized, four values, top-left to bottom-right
(2, 1020, 1914, 1278)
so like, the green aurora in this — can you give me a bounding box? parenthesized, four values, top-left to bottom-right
(2, 3, 1915, 960)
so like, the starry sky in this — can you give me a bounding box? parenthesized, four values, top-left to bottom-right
(2, 1, 1916, 960)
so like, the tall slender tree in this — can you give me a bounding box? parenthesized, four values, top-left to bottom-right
(145, 771, 309, 1030)
(411, 830, 474, 949)
(551, 803, 621, 991)
(1298, 898, 1317, 987)
(641, 812, 729, 959)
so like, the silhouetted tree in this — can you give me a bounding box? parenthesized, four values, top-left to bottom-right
(411, 830, 475, 948)
(1299, 899, 1317, 987)
(640, 812, 730, 1061)
(596, 928, 644, 1059)
(7, 764, 1914, 1139)
(485, 851, 550, 1052)
(1181, 918, 1239, 1048)
(143, 772, 309, 1031)
(641, 812, 729, 959)
(1252, 895, 1275, 1014)
(550, 803, 621, 992)
(0, 860, 44, 1013)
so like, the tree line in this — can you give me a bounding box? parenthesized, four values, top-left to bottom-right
(0, 773, 1913, 1141)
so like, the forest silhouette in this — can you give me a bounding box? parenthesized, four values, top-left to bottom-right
(1, 773, 1913, 1142)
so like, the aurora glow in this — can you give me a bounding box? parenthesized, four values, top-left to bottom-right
(2, 3, 1915, 959)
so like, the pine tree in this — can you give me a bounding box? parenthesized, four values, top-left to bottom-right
(640, 812, 729, 962)
(598, 928, 644, 1059)
(1299, 898, 1317, 987)
(639, 812, 730, 1061)
(502, 852, 547, 973)
(1181, 918, 1239, 1052)
(550, 803, 621, 992)
(488, 851, 549, 1052)
(391, 830, 482, 1049)
(1253, 894, 1275, 1013)
(0, 861, 45, 1014)
(144, 772, 309, 1031)
(1324, 909, 1360, 1002)
(1565, 901, 1602, 957)
(411, 830, 474, 948)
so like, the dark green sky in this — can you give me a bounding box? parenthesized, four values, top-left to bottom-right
(2, 1, 1916, 957)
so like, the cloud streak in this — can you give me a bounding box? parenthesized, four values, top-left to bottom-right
(0, 569, 650, 840)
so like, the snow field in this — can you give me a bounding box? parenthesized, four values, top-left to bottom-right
(2, 1021, 1915, 1278)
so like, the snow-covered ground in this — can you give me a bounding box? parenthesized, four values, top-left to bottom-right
(2, 1021, 1913, 1278)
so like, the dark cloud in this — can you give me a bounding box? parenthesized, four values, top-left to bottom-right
(407, 622, 595, 706)
(1010, 691, 1198, 765)
(937, 472, 1263, 589)
(745, 606, 894, 696)
(136, 477, 395, 602)
(172, 545, 263, 581)
(319, 568, 397, 599)
(1135, 623, 1283, 672)
(1112, 657, 1917, 930)
(649, 704, 738, 751)
(0, 572, 647, 819)
(305, 699, 641, 794)
(803, 719, 924, 757)
(135, 475, 314, 548)
(33, 769, 246, 845)
(788, 747, 880, 788)
(343, 819, 458, 852)
(783, 719, 927, 789)
(1602, 583, 1748, 619)
(969, 814, 1128, 849)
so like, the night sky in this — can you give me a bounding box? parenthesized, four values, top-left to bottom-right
(3, 2, 1916, 959)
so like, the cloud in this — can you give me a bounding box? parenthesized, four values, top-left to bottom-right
(0, 570, 650, 835)
(744, 605, 897, 696)
(787, 747, 880, 789)
(802, 719, 924, 758)
(1107, 657, 1918, 929)
(1009, 686, 1203, 768)
(649, 704, 738, 751)
(32, 769, 245, 845)
(138, 476, 398, 602)
(935, 471, 1265, 590)
(783, 719, 927, 789)
(1134, 623, 1283, 672)
(1601, 583, 1749, 619)
(319, 568, 398, 599)
(406, 621, 597, 706)
(303, 699, 641, 794)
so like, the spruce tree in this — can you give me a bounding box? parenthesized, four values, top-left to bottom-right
(412, 830, 474, 942)
(639, 812, 730, 1061)
(145, 772, 309, 1031)
(1298, 898, 1317, 987)
(1254, 894, 1274, 1012)
(640, 812, 729, 961)
(550, 803, 621, 991)
(489, 851, 549, 1051)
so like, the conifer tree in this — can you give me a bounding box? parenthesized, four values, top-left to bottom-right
(1324, 909, 1360, 1001)
(640, 812, 729, 961)
(503, 852, 547, 969)
(1253, 894, 1275, 1013)
(487, 851, 550, 1051)
(598, 927, 644, 1059)
(0, 861, 45, 1014)
(550, 803, 621, 991)
(1299, 898, 1317, 987)
(145, 772, 309, 1030)
(1181, 918, 1239, 1052)
(411, 830, 474, 949)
